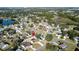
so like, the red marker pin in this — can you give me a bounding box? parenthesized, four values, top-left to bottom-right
(32, 31, 35, 36)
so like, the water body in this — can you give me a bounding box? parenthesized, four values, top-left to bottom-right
(0, 18, 15, 26)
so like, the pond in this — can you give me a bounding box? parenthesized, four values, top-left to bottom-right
(0, 18, 15, 26)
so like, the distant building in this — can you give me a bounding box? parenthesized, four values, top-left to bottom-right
(74, 37, 79, 43)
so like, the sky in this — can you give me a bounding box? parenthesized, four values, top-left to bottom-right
(0, 0, 79, 7)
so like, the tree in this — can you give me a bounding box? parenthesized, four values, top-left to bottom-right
(45, 34, 53, 41)
(46, 43, 58, 51)
(67, 30, 77, 40)
(74, 27, 79, 31)
(36, 34, 41, 39)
